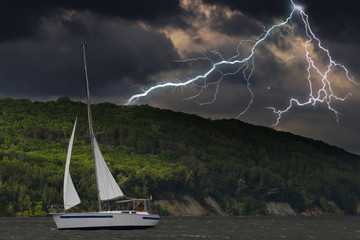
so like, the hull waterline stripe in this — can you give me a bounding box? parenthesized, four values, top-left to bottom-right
(142, 217, 160, 220)
(59, 225, 156, 230)
(60, 215, 113, 219)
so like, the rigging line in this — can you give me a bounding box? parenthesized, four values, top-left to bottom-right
(77, 42, 85, 118)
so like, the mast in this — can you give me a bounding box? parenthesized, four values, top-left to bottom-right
(82, 41, 102, 211)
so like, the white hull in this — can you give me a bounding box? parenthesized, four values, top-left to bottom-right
(52, 211, 160, 230)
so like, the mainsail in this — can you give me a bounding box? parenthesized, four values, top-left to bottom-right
(82, 42, 124, 209)
(63, 118, 81, 210)
(93, 137, 124, 201)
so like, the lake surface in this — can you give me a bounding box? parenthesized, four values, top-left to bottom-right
(0, 216, 359, 240)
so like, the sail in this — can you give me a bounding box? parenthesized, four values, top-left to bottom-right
(93, 137, 124, 201)
(63, 118, 81, 210)
(82, 42, 124, 207)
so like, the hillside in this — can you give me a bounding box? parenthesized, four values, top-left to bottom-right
(0, 97, 359, 216)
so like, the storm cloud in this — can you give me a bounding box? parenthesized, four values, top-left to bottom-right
(0, 0, 183, 41)
(1, 0, 359, 154)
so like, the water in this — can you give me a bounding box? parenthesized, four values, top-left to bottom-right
(0, 216, 359, 240)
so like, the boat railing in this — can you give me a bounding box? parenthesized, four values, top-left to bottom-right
(115, 198, 155, 213)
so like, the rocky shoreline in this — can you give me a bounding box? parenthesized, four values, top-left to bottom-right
(154, 196, 360, 216)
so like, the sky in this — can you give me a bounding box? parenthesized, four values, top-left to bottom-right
(1, 0, 360, 154)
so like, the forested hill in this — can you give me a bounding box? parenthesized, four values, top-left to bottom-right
(0, 97, 360, 216)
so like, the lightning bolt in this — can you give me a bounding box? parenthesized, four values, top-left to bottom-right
(126, 0, 357, 126)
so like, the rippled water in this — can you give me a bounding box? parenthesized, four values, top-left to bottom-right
(1, 216, 360, 240)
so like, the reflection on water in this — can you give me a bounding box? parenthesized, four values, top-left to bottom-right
(1, 216, 360, 240)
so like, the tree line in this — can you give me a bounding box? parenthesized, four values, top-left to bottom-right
(0, 97, 359, 216)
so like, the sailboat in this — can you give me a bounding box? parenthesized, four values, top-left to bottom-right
(51, 42, 160, 230)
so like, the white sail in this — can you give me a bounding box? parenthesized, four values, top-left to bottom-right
(93, 137, 124, 201)
(63, 118, 81, 210)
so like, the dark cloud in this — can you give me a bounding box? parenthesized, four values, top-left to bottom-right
(204, 0, 290, 21)
(0, 0, 182, 41)
(0, 13, 179, 98)
(296, 0, 360, 41)
(210, 10, 262, 37)
(204, 0, 360, 42)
